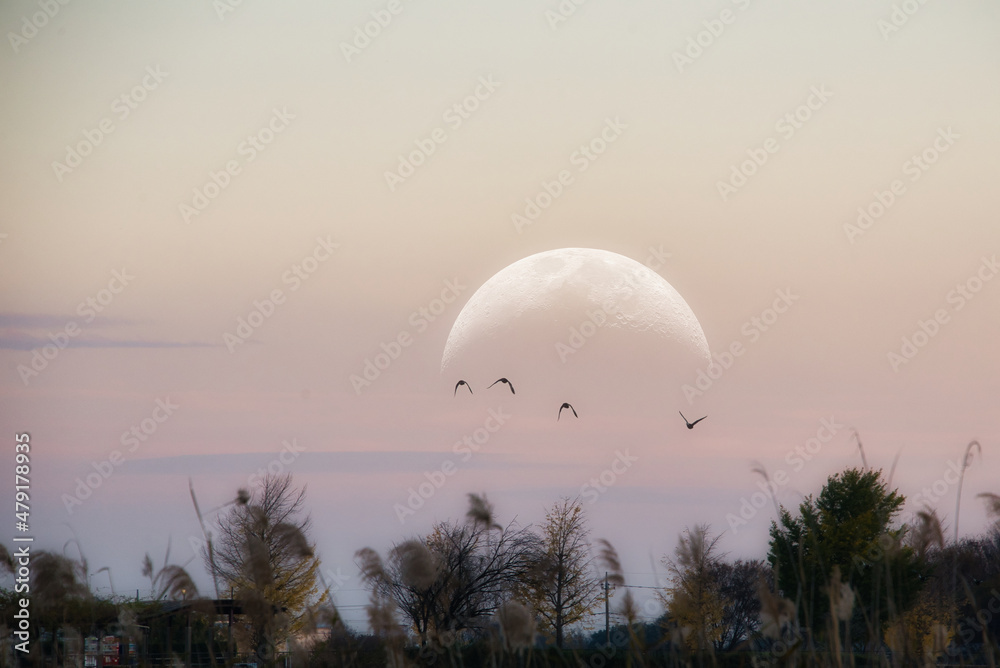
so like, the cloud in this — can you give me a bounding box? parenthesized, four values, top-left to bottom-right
(0, 312, 217, 350)
(118, 451, 558, 476)
(0, 334, 217, 350)
(0, 313, 128, 328)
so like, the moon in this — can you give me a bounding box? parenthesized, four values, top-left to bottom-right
(441, 248, 710, 411)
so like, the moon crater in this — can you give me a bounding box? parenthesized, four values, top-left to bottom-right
(442, 248, 710, 378)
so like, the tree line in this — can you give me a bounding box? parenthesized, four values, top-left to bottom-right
(2, 466, 999, 666)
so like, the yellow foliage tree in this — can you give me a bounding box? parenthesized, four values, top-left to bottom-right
(885, 589, 954, 664)
(527, 498, 602, 648)
(207, 474, 324, 661)
(661, 524, 726, 651)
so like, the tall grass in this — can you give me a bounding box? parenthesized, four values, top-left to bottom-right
(5, 469, 998, 668)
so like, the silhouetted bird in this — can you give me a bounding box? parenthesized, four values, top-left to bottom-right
(454, 380, 472, 396)
(558, 402, 578, 420)
(488, 378, 515, 395)
(679, 411, 707, 429)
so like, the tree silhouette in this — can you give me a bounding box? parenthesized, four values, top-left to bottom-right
(360, 515, 539, 648)
(713, 558, 772, 650)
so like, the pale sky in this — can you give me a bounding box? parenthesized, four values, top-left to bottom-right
(1, 0, 999, 630)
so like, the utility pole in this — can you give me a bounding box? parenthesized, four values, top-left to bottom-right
(604, 572, 610, 647)
(229, 586, 235, 664)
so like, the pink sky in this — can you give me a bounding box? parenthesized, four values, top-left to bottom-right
(2, 0, 999, 630)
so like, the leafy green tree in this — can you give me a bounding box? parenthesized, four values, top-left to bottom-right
(0, 549, 119, 663)
(767, 467, 925, 639)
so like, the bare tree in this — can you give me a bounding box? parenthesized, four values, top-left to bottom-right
(360, 501, 540, 647)
(712, 559, 772, 650)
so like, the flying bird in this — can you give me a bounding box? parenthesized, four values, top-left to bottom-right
(454, 380, 472, 396)
(558, 402, 578, 420)
(679, 411, 707, 429)
(488, 378, 515, 395)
